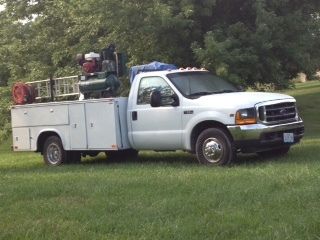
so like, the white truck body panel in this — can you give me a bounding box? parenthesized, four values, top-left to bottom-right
(85, 101, 118, 149)
(12, 128, 31, 151)
(69, 104, 87, 149)
(127, 71, 185, 150)
(11, 104, 69, 127)
(11, 98, 130, 151)
(129, 105, 182, 150)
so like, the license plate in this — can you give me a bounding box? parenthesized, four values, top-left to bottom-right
(283, 133, 294, 143)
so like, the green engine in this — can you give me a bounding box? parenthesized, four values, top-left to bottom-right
(77, 44, 124, 99)
(79, 72, 120, 99)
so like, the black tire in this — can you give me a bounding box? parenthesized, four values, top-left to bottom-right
(257, 146, 290, 158)
(43, 136, 67, 166)
(196, 128, 235, 165)
(106, 149, 139, 161)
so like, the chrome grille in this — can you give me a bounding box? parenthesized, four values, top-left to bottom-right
(258, 102, 297, 124)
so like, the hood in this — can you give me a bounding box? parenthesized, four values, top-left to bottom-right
(193, 92, 294, 109)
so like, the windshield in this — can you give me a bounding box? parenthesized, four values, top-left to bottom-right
(167, 71, 239, 98)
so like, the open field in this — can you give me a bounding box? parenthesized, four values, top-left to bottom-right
(0, 81, 320, 239)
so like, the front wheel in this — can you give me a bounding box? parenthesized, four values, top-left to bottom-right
(196, 128, 235, 165)
(43, 136, 67, 166)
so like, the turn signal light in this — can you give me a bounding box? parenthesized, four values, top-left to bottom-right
(235, 108, 257, 125)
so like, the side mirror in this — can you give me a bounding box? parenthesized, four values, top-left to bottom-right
(171, 94, 180, 107)
(150, 90, 161, 107)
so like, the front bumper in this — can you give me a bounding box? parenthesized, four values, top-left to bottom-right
(227, 120, 304, 153)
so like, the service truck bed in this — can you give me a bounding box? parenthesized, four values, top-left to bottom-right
(11, 97, 130, 151)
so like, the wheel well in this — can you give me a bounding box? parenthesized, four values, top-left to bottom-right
(37, 132, 60, 153)
(190, 121, 233, 153)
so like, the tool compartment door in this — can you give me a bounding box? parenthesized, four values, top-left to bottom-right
(12, 128, 31, 151)
(85, 101, 118, 149)
(11, 105, 68, 127)
(69, 104, 87, 149)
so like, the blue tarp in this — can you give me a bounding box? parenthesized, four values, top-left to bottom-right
(129, 61, 177, 84)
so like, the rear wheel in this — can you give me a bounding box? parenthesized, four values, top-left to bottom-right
(196, 128, 235, 165)
(43, 136, 67, 166)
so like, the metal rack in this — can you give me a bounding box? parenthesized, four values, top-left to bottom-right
(27, 75, 80, 101)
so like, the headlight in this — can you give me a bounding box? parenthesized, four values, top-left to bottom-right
(235, 108, 257, 125)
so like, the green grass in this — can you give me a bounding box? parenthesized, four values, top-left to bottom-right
(1, 81, 320, 239)
(286, 81, 320, 138)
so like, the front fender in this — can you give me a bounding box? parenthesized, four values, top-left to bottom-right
(182, 110, 232, 150)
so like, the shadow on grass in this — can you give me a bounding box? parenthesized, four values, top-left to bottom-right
(81, 151, 198, 166)
(81, 140, 319, 168)
(232, 153, 287, 166)
(233, 139, 320, 166)
(1, 138, 318, 173)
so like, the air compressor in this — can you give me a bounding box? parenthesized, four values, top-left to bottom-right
(77, 44, 123, 99)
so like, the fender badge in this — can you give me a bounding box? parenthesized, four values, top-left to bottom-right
(184, 110, 194, 114)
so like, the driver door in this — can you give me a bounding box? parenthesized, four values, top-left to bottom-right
(129, 76, 182, 150)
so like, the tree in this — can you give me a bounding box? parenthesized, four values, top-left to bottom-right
(193, 0, 320, 88)
(1, 0, 319, 88)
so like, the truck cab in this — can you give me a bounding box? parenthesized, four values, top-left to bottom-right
(127, 68, 304, 164)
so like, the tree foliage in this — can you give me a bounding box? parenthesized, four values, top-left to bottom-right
(193, 0, 320, 87)
(1, 0, 319, 86)
(0, 0, 319, 140)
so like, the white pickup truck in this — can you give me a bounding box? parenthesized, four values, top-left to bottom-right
(11, 69, 304, 165)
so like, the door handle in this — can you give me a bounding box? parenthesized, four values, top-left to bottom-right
(132, 111, 138, 121)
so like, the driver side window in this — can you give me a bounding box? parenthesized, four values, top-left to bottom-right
(137, 76, 175, 105)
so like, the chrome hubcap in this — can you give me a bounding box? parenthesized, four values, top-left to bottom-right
(202, 138, 223, 163)
(47, 143, 61, 164)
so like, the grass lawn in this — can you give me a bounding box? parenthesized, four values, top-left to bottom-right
(1, 81, 320, 239)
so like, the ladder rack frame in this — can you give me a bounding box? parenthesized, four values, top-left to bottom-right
(27, 75, 80, 101)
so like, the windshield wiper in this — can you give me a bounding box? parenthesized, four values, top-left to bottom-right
(211, 90, 237, 94)
(188, 90, 237, 98)
(188, 91, 215, 97)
